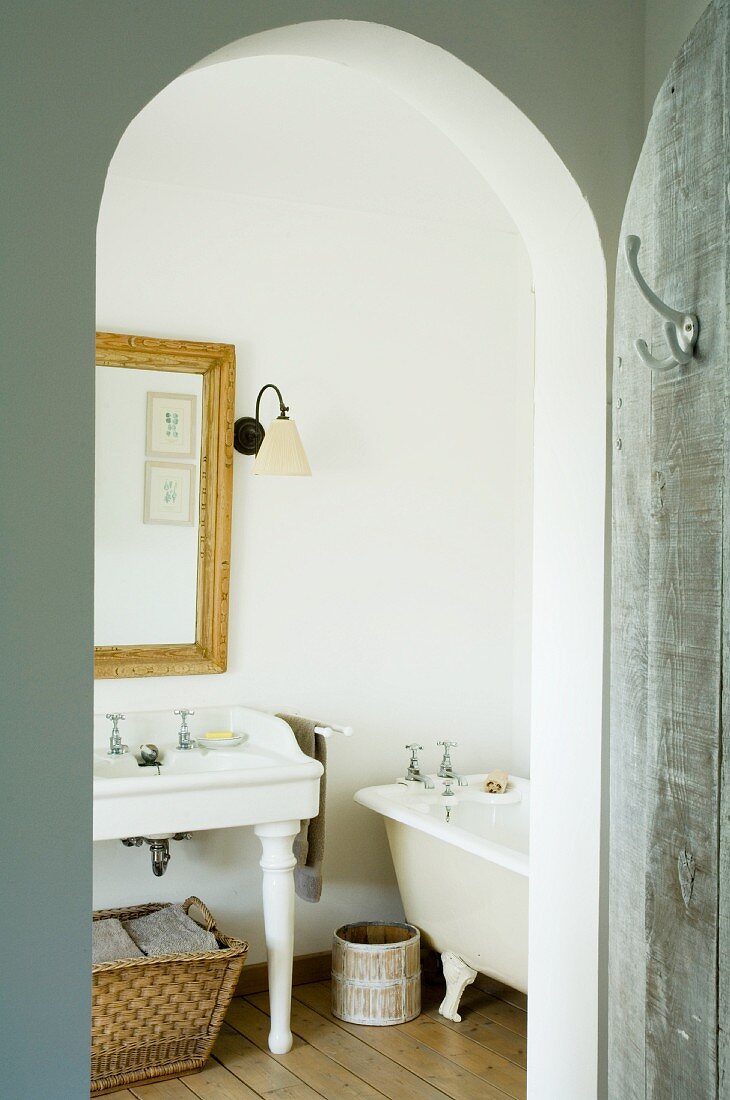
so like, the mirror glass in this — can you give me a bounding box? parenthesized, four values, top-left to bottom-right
(94, 366, 204, 646)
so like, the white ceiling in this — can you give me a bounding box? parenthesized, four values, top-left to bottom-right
(108, 55, 520, 233)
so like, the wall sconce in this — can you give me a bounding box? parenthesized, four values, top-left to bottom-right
(233, 383, 311, 476)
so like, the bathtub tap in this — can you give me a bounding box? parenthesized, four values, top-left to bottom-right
(437, 740, 468, 786)
(402, 743, 435, 789)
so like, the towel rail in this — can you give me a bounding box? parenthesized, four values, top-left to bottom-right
(314, 723, 354, 738)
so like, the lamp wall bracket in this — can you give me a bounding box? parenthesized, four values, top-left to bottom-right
(234, 383, 289, 455)
(234, 416, 265, 455)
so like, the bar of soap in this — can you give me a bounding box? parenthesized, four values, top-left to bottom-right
(202, 730, 235, 740)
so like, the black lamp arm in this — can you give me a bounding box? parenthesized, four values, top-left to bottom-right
(255, 383, 289, 429)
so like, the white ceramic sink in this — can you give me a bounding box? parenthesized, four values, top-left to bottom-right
(93, 703, 325, 1057)
(93, 705, 323, 841)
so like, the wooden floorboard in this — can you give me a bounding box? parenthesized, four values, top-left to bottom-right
(396, 1014, 525, 1099)
(113, 977, 528, 1100)
(214, 1025, 323, 1099)
(183, 1059, 263, 1098)
(228, 998, 388, 1100)
(473, 974, 528, 1013)
(458, 986, 528, 1037)
(292, 982, 517, 1100)
(419, 1003, 527, 1069)
(421, 995, 527, 1070)
(130, 1080, 203, 1098)
(247, 991, 449, 1100)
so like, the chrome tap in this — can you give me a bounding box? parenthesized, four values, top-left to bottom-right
(174, 708, 195, 750)
(403, 744, 435, 789)
(106, 713, 128, 756)
(437, 740, 468, 786)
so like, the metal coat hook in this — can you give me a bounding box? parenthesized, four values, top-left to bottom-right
(625, 234, 699, 372)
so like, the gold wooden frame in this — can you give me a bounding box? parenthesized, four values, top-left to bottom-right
(94, 332, 235, 678)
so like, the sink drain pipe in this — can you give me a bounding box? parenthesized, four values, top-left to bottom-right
(121, 833, 192, 876)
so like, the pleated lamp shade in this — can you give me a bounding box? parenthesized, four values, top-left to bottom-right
(252, 417, 311, 476)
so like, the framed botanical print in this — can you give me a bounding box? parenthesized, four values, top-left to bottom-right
(146, 391, 197, 458)
(143, 461, 195, 525)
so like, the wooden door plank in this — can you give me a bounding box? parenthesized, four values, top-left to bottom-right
(227, 998, 387, 1100)
(609, 60, 655, 1100)
(611, 3, 729, 1097)
(291, 982, 513, 1100)
(720, 8, 730, 1098)
(246, 991, 450, 1100)
(642, 7, 726, 1096)
(212, 1024, 322, 1100)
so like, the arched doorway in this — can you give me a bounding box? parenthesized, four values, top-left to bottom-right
(99, 21, 606, 1095)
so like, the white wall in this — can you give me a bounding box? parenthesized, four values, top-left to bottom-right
(93, 57, 535, 964)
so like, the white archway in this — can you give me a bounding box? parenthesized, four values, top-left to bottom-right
(138, 22, 608, 1095)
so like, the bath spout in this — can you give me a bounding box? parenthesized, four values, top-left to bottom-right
(409, 773, 435, 790)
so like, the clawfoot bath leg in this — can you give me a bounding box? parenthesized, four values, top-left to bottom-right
(439, 950, 477, 1022)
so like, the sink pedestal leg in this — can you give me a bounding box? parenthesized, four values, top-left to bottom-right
(255, 819, 299, 1054)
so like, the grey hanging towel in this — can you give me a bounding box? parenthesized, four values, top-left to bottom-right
(276, 713, 327, 903)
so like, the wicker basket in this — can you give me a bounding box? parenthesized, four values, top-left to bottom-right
(91, 896, 248, 1096)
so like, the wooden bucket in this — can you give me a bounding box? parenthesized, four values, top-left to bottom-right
(331, 921, 421, 1025)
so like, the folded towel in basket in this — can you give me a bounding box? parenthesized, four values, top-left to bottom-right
(123, 903, 219, 956)
(92, 918, 144, 964)
(276, 713, 327, 904)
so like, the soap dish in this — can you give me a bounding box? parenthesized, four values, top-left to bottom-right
(479, 786, 521, 805)
(197, 734, 247, 750)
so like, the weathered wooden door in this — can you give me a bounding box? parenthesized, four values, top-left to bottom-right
(610, 1, 728, 1096)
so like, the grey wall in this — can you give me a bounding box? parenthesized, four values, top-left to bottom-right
(1, 1, 669, 1095)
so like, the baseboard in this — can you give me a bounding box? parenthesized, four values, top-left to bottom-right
(236, 950, 332, 996)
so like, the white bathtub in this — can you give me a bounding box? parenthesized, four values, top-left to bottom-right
(355, 775, 529, 997)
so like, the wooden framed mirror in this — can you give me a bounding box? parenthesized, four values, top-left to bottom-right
(94, 332, 235, 677)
